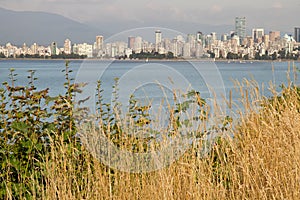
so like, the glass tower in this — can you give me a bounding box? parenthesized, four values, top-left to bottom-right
(235, 17, 246, 44)
(295, 27, 300, 42)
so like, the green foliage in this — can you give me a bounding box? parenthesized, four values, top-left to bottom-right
(129, 51, 175, 60)
(0, 52, 6, 58)
(14, 52, 86, 59)
(51, 52, 87, 59)
(226, 52, 239, 60)
(0, 62, 80, 198)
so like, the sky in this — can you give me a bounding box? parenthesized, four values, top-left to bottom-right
(0, 0, 299, 35)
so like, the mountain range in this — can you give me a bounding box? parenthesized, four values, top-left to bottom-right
(0, 7, 106, 46)
(0, 7, 235, 46)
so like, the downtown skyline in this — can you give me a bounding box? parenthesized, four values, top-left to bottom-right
(1, 24, 299, 61)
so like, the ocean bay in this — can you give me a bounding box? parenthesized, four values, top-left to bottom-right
(0, 59, 299, 113)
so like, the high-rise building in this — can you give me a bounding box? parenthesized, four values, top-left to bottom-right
(77, 43, 93, 58)
(269, 31, 281, 41)
(64, 39, 72, 54)
(155, 30, 162, 52)
(211, 32, 217, 42)
(196, 31, 205, 47)
(235, 17, 246, 43)
(50, 42, 57, 55)
(295, 27, 300, 42)
(31, 43, 38, 55)
(183, 43, 191, 58)
(187, 34, 196, 49)
(96, 35, 104, 50)
(128, 36, 135, 49)
(252, 28, 264, 42)
(134, 36, 142, 53)
(263, 35, 270, 48)
(221, 34, 228, 42)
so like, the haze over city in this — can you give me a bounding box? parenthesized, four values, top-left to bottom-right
(0, 0, 299, 37)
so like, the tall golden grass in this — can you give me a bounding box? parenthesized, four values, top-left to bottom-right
(35, 79, 300, 200)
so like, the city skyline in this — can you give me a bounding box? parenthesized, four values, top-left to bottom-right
(0, 0, 299, 36)
(1, 24, 299, 61)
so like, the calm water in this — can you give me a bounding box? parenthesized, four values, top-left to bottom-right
(0, 59, 299, 114)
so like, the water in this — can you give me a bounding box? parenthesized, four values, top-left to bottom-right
(0, 59, 299, 115)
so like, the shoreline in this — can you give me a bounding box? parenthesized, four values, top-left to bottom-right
(0, 57, 299, 63)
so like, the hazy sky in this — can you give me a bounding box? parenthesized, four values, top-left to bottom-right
(0, 0, 299, 34)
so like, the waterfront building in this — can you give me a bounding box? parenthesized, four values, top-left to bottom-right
(128, 36, 135, 49)
(187, 34, 196, 56)
(211, 32, 217, 43)
(263, 35, 270, 49)
(31, 43, 38, 55)
(196, 31, 205, 47)
(235, 17, 246, 43)
(195, 42, 203, 58)
(283, 34, 296, 53)
(252, 28, 264, 43)
(22, 43, 28, 54)
(176, 35, 185, 43)
(134, 36, 142, 53)
(187, 34, 196, 44)
(125, 48, 133, 57)
(142, 40, 152, 52)
(72, 44, 78, 54)
(183, 43, 191, 58)
(231, 35, 240, 54)
(64, 39, 72, 54)
(50, 42, 58, 55)
(77, 43, 93, 58)
(155, 30, 162, 52)
(96, 35, 104, 50)
(295, 27, 300, 42)
(221, 34, 228, 42)
(163, 38, 172, 52)
(269, 31, 281, 41)
(115, 41, 127, 57)
(171, 38, 178, 57)
(205, 34, 213, 50)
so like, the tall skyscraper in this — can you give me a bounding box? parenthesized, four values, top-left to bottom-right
(155, 30, 162, 52)
(96, 35, 104, 50)
(295, 27, 300, 42)
(64, 39, 72, 54)
(31, 43, 38, 55)
(235, 17, 246, 44)
(196, 31, 205, 47)
(134, 36, 142, 53)
(128, 36, 135, 49)
(50, 42, 57, 55)
(252, 28, 264, 42)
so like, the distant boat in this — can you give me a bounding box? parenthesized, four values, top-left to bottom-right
(145, 58, 149, 62)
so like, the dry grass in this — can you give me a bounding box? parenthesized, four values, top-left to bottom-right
(36, 82, 300, 200)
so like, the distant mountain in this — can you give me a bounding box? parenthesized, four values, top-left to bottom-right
(0, 7, 235, 47)
(0, 7, 107, 46)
